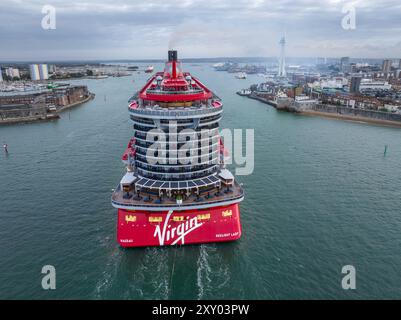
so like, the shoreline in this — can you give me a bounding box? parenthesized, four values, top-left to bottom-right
(58, 93, 95, 113)
(244, 93, 401, 129)
(0, 114, 60, 125)
(299, 110, 401, 128)
(0, 93, 95, 125)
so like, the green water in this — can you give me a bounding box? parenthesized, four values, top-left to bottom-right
(1, 64, 401, 299)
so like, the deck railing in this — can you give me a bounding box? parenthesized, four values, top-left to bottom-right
(128, 104, 223, 118)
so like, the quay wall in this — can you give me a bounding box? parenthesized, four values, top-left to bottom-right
(310, 104, 401, 122)
(248, 93, 277, 107)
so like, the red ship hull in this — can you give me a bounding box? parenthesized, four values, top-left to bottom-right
(117, 203, 242, 247)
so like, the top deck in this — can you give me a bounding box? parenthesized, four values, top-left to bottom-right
(138, 72, 213, 102)
(136, 51, 213, 103)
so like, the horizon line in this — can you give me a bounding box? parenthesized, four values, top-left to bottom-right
(0, 55, 395, 65)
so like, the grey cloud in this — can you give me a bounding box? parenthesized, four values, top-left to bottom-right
(0, 0, 400, 60)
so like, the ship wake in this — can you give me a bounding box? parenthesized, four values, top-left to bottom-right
(196, 245, 231, 300)
(138, 247, 170, 299)
(93, 248, 122, 299)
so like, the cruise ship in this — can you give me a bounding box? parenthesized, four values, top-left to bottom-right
(111, 50, 244, 247)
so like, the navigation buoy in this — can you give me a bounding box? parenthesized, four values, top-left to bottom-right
(384, 145, 388, 156)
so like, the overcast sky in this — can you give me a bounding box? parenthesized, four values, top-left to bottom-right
(0, 0, 400, 61)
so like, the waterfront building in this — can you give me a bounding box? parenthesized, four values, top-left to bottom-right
(309, 77, 348, 90)
(293, 95, 318, 111)
(359, 79, 392, 91)
(0, 69, 3, 82)
(30, 64, 49, 80)
(383, 104, 401, 113)
(382, 59, 392, 74)
(29, 64, 40, 81)
(340, 57, 350, 72)
(341, 57, 350, 65)
(350, 76, 362, 93)
(39, 64, 49, 80)
(48, 64, 56, 74)
(5, 67, 20, 79)
(14, 68, 20, 79)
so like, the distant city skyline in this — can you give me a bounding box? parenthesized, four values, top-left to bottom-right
(0, 0, 401, 61)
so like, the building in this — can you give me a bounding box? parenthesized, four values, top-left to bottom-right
(359, 79, 392, 91)
(0, 68, 3, 82)
(29, 64, 41, 81)
(13, 68, 21, 78)
(382, 59, 392, 73)
(48, 64, 56, 73)
(309, 77, 348, 90)
(350, 76, 362, 93)
(5, 67, 20, 79)
(340, 57, 350, 72)
(39, 64, 49, 80)
(293, 95, 318, 111)
(399, 59, 401, 69)
(319, 92, 384, 110)
(30, 64, 49, 80)
(383, 104, 401, 113)
(341, 57, 350, 65)
(342, 64, 357, 74)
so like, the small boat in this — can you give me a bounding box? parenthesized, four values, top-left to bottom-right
(145, 65, 154, 73)
(235, 72, 247, 79)
(236, 89, 252, 96)
(212, 62, 224, 68)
